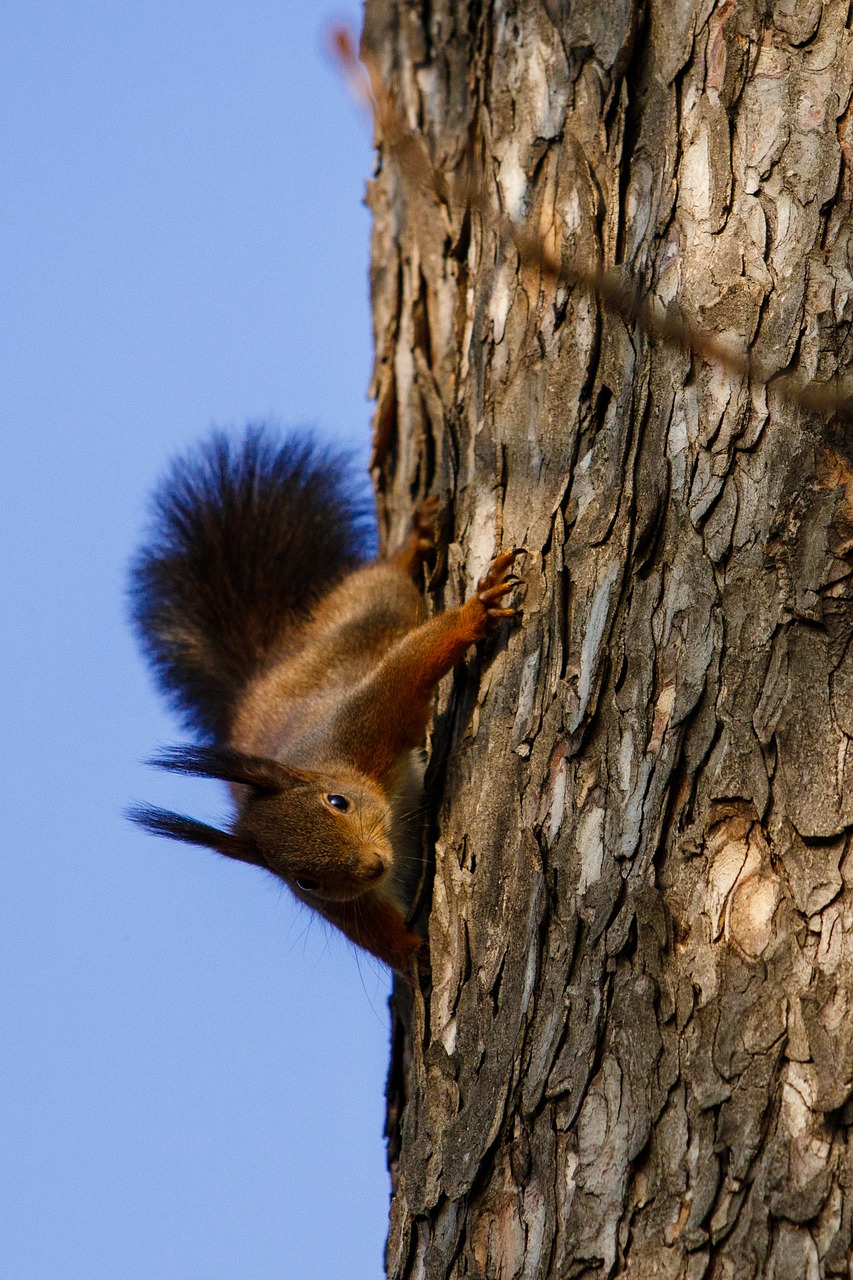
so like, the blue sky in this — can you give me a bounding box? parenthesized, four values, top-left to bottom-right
(0, 3, 396, 1277)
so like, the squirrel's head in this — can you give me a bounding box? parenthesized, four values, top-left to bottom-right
(128, 745, 395, 903)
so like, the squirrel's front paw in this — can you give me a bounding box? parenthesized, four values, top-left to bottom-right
(393, 495, 440, 579)
(412, 495, 439, 556)
(467, 548, 525, 639)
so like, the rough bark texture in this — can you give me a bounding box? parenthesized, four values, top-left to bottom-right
(365, 1, 853, 1275)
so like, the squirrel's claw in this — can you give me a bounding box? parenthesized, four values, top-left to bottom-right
(469, 547, 526, 635)
(478, 581, 517, 605)
(393, 495, 440, 579)
(412, 495, 439, 544)
(477, 548, 524, 595)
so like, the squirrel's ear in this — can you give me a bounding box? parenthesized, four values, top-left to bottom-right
(126, 803, 267, 868)
(147, 744, 309, 792)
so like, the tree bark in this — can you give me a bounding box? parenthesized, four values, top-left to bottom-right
(365, 1, 853, 1275)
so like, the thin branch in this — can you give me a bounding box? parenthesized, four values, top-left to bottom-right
(329, 23, 853, 428)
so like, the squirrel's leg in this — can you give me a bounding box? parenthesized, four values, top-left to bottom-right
(391, 496, 439, 581)
(341, 549, 523, 778)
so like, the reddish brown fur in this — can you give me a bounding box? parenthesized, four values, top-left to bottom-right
(225, 519, 522, 969)
(132, 469, 523, 976)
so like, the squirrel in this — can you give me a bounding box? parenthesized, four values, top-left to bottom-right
(128, 426, 523, 974)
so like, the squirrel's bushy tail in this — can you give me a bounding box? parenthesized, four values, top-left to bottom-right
(130, 426, 373, 742)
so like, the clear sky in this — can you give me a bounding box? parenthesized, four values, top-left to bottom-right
(0, 3, 396, 1277)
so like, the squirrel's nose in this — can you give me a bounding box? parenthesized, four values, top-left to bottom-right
(360, 854, 386, 882)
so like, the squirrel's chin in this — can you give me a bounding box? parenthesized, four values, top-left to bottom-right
(331, 874, 390, 903)
(294, 872, 390, 904)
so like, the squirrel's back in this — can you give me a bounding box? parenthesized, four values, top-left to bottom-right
(130, 427, 373, 742)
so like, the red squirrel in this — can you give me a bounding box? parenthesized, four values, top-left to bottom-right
(129, 427, 523, 973)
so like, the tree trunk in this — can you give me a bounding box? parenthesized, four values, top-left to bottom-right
(365, 1, 853, 1275)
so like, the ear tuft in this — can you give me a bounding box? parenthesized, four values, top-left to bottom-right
(126, 803, 267, 868)
(147, 744, 305, 792)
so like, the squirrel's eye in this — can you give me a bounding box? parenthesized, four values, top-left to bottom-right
(296, 877, 319, 892)
(325, 793, 350, 813)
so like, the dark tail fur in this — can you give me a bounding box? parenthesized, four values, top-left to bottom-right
(130, 426, 373, 741)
